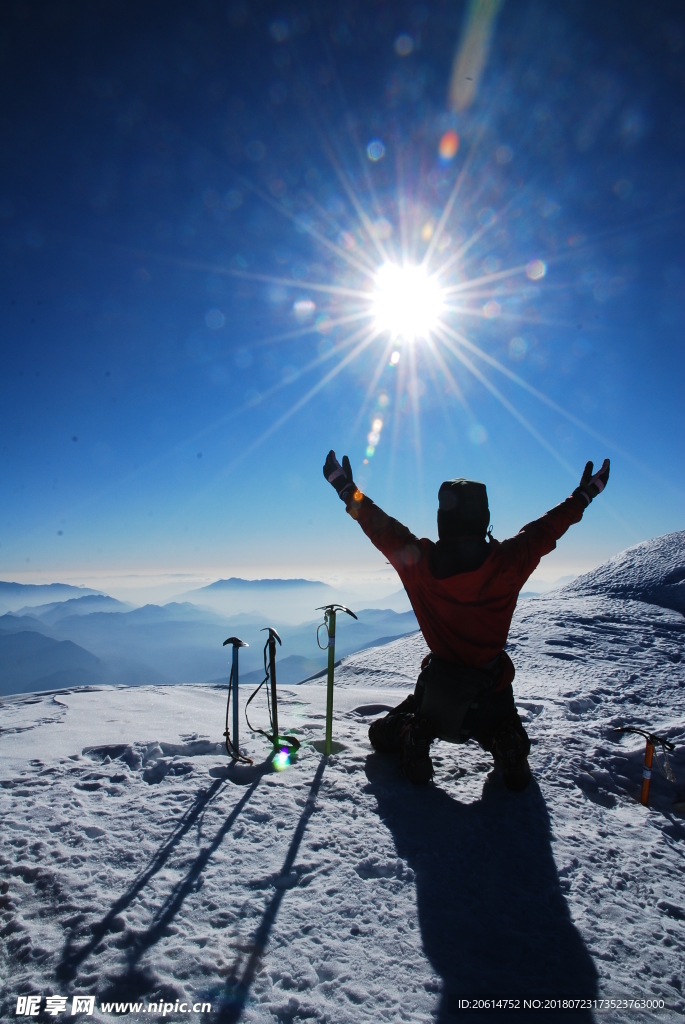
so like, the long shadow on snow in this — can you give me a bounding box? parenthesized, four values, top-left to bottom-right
(56, 775, 225, 984)
(57, 760, 272, 990)
(208, 756, 327, 1024)
(364, 754, 598, 1022)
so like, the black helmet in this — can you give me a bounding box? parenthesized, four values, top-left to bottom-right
(437, 478, 490, 539)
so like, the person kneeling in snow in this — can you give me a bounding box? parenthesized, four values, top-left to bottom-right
(323, 451, 610, 790)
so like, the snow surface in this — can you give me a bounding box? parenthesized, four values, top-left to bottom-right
(1, 539, 685, 1023)
(561, 531, 685, 614)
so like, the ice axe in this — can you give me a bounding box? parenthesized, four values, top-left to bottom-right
(613, 726, 676, 806)
(243, 628, 300, 756)
(222, 636, 251, 763)
(263, 628, 282, 746)
(316, 604, 357, 755)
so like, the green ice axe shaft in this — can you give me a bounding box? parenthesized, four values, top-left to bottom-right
(316, 604, 357, 755)
(325, 609, 336, 756)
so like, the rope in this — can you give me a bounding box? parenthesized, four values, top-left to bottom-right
(224, 665, 253, 765)
(614, 726, 676, 783)
(244, 637, 300, 753)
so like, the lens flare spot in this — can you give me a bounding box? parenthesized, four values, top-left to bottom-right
(509, 336, 528, 360)
(293, 299, 315, 321)
(438, 130, 459, 161)
(390, 351, 401, 364)
(366, 445, 375, 457)
(372, 417, 383, 431)
(338, 230, 356, 250)
(378, 392, 390, 407)
(373, 218, 393, 240)
(274, 748, 290, 771)
(482, 300, 501, 318)
(394, 33, 414, 56)
(372, 263, 445, 341)
(205, 308, 225, 329)
(468, 424, 488, 445)
(367, 140, 385, 161)
(421, 221, 434, 241)
(526, 258, 547, 280)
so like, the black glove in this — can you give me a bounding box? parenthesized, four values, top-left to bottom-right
(574, 459, 610, 506)
(323, 450, 356, 502)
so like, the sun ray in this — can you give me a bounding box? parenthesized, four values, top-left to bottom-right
(396, 141, 411, 268)
(438, 323, 654, 473)
(434, 326, 578, 476)
(247, 309, 374, 351)
(420, 343, 470, 448)
(421, 120, 489, 270)
(133, 248, 374, 302)
(234, 172, 378, 279)
(442, 304, 572, 329)
(211, 328, 382, 480)
(431, 181, 533, 280)
(169, 328, 383, 523)
(315, 128, 392, 267)
(421, 335, 473, 415)
(386, 348, 408, 506)
(407, 340, 425, 512)
(346, 338, 396, 446)
(441, 261, 530, 295)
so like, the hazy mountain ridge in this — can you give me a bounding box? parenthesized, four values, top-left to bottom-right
(2, 531, 682, 699)
(0, 593, 419, 696)
(192, 577, 332, 592)
(0, 630, 102, 695)
(0, 582, 101, 614)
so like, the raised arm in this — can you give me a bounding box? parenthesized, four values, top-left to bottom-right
(504, 459, 611, 580)
(323, 450, 421, 572)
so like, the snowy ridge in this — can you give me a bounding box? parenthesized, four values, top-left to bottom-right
(560, 529, 685, 613)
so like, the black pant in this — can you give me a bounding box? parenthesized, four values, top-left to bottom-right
(413, 654, 529, 755)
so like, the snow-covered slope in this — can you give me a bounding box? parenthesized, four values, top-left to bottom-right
(1, 536, 684, 1023)
(560, 529, 685, 613)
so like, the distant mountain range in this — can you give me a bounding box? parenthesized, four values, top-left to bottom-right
(195, 577, 332, 592)
(0, 585, 419, 697)
(0, 581, 101, 614)
(0, 629, 102, 694)
(174, 576, 340, 623)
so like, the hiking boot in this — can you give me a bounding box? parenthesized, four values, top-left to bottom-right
(399, 714, 434, 785)
(501, 758, 532, 792)
(368, 695, 417, 754)
(491, 719, 532, 792)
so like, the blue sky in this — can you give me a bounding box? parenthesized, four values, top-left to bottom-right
(1, 0, 684, 598)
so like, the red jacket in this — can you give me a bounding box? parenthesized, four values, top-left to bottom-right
(346, 489, 585, 668)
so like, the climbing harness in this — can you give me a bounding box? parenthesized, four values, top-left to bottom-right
(614, 726, 676, 806)
(244, 628, 300, 754)
(222, 636, 253, 765)
(316, 604, 357, 755)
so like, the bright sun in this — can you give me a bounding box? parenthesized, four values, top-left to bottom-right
(371, 262, 446, 341)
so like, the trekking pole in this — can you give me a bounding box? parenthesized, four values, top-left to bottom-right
(316, 604, 357, 755)
(223, 636, 249, 762)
